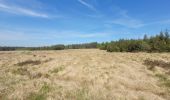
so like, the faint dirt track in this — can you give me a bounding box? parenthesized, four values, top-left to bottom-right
(0, 49, 170, 100)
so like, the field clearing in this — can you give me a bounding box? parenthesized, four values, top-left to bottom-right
(0, 49, 170, 100)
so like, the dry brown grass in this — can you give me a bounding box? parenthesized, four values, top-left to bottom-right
(0, 49, 170, 100)
(144, 59, 170, 70)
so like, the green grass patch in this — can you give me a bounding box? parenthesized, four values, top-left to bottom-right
(26, 93, 46, 100)
(40, 83, 51, 94)
(26, 83, 51, 100)
(155, 73, 170, 88)
(65, 87, 90, 100)
(50, 66, 65, 73)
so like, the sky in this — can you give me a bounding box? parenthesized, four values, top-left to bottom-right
(0, 0, 170, 46)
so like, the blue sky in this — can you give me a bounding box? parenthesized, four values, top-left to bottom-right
(0, 0, 170, 46)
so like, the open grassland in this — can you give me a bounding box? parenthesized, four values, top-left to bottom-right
(0, 49, 170, 100)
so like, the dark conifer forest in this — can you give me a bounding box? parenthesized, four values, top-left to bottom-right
(99, 30, 170, 52)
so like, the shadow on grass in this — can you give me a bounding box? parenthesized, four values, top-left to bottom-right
(15, 60, 41, 66)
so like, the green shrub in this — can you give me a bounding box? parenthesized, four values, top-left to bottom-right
(99, 42, 108, 50)
(107, 44, 120, 52)
(128, 41, 151, 52)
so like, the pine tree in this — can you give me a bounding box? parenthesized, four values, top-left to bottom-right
(144, 34, 148, 41)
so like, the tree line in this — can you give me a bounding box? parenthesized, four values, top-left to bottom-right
(0, 42, 98, 51)
(65, 42, 98, 49)
(1, 30, 170, 52)
(0, 47, 21, 51)
(98, 30, 170, 52)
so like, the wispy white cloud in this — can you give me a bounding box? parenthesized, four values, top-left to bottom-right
(55, 31, 106, 38)
(106, 7, 144, 28)
(108, 18, 170, 29)
(106, 6, 170, 28)
(0, 29, 108, 42)
(144, 19, 170, 26)
(109, 18, 144, 28)
(0, 3, 49, 18)
(77, 0, 96, 11)
(0, 29, 111, 46)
